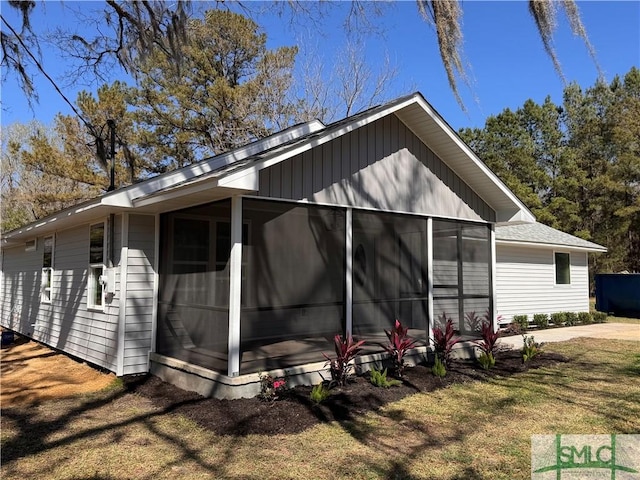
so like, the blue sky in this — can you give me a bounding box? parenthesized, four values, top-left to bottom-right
(1, 1, 639, 132)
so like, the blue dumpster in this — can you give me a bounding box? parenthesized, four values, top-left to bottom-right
(1, 330, 14, 347)
(595, 274, 640, 318)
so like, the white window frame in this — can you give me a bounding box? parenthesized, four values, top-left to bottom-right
(41, 235, 54, 304)
(554, 251, 571, 286)
(88, 222, 106, 310)
(25, 238, 37, 251)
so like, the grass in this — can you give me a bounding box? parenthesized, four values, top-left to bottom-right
(2, 337, 639, 480)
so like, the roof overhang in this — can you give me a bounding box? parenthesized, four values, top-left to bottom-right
(496, 239, 608, 253)
(2, 93, 536, 246)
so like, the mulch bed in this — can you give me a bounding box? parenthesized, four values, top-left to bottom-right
(124, 349, 568, 436)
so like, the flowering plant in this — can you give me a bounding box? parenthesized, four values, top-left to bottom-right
(258, 372, 288, 402)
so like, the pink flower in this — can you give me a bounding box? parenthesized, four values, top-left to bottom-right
(273, 379, 286, 389)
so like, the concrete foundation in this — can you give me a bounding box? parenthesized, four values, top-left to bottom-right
(149, 340, 480, 400)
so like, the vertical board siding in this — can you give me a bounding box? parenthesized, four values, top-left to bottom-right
(123, 214, 156, 374)
(257, 114, 494, 222)
(0, 223, 119, 372)
(496, 245, 590, 321)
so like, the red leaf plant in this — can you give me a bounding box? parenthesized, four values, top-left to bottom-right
(323, 334, 365, 386)
(384, 319, 417, 377)
(474, 320, 501, 357)
(432, 315, 461, 366)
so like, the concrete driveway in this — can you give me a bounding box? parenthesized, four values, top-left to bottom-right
(498, 322, 640, 350)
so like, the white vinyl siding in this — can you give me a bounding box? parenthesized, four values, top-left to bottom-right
(496, 244, 589, 322)
(123, 214, 156, 375)
(0, 224, 120, 371)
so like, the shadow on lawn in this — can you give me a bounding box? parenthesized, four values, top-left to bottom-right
(5, 341, 636, 480)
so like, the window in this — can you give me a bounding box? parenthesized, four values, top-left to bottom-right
(25, 239, 37, 251)
(88, 223, 105, 309)
(555, 252, 571, 285)
(41, 236, 54, 303)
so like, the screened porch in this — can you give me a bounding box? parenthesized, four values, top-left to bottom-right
(156, 197, 493, 377)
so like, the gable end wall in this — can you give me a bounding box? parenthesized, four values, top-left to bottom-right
(258, 114, 495, 222)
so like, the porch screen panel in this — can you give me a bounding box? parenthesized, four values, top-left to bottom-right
(433, 220, 492, 336)
(240, 199, 345, 373)
(433, 220, 461, 331)
(157, 199, 231, 373)
(461, 224, 491, 334)
(352, 210, 428, 350)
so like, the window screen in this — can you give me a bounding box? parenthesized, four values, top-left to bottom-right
(157, 200, 232, 373)
(352, 210, 428, 350)
(239, 199, 345, 373)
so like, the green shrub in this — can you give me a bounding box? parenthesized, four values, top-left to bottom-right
(522, 335, 541, 363)
(550, 312, 566, 328)
(592, 311, 608, 323)
(578, 311, 593, 325)
(533, 313, 549, 329)
(565, 311, 578, 326)
(369, 367, 401, 388)
(431, 355, 447, 378)
(512, 315, 529, 331)
(309, 383, 331, 404)
(477, 352, 495, 370)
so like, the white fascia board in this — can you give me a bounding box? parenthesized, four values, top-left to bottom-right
(132, 176, 222, 208)
(218, 97, 421, 188)
(1, 202, 106, 245)
(496, 239, 607, 253)
(412, 96, 536, 223)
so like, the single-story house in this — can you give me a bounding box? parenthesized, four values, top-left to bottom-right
(0, 92, 605, 398)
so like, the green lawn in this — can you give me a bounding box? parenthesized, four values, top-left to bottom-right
(2, 337, 639, 480)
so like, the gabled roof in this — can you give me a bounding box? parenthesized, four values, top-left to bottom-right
(495, 222, 607, 252)
(2, 92, 535, 246)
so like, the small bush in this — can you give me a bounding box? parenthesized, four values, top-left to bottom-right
(310, 383, 331, 404)
(477, 352, 495, 370)
(522, 335, 541, 363)
(565, 311, 578, 326)
(512, 315, 529, 331)
(323, 334, 365, 386)
(592, 311, 608, 323)
(474, 320, 501, 359)
(533, 313, 549, 329)
(550, 312, 566, 328)
(258, 372, 288, 402)
(431, 355, 447, 378)
(465, 311, 483, 332)
(578, 311, 593, 325)
(502, 322, 522, 336)
(369, 367, 401, 388)
(384, 319, 417, 377)
(433, 315, 461, 366)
